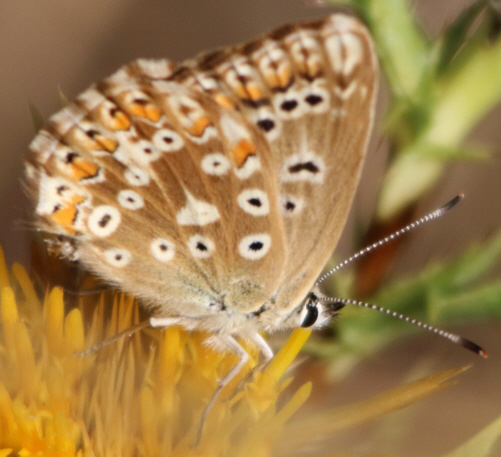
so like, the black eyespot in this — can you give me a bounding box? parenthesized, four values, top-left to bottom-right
(98, 214, 111, 228)
(305, 94, 323, 106)
(56, 185, 68, 195)
(249, 241, 264, 251)
(285, 201, 295, 211)
(159, 244, 168, 251)
(300, 302, 318, 328)
(257, 118, 275, 132)
(248, 198, 262, 207)
(288, 162, 319, 174)
(281, 100, 298, 112)
(115, 254, 122, 261)
(196, 242, 208, 251)
(65, 152, 78, 163)
(163, 136, 173, 143)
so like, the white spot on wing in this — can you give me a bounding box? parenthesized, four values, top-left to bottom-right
(104, 68, 139, 95)
(104, 248, 131, 267)
(129, 138, 161, 164)
(117, 189, 144, 210)
(35, 173, 89, 216)
(152, 128, 184, 152)
(301, 86, 331, 113)
(273, 92, 305, 119)
(124, 167, 150, 186)
(135, 58, 174, 79)
(49, 104, 86, 135)
(87, 205, 121, 237)
(280, 194, 304, 216)
(323, 32, 363, 76)
(220, 114, 251, 143)
(237, 189, 270, 216)
(188, 234, 215, 259)
(29, 130, 58, 164)
(238, 234, 271, 260)
(281, 151, 325, 184)
(234, 155, 261, 180)
(76, 87, 106, 111)
(151, 238, 175, 262)
(201, 153, 231, 176)
(176, 190, 220, 226)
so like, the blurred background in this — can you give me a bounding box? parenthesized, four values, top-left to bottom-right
(1, 0, 500, 455)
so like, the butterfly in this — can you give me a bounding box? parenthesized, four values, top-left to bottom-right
(26, 13, 377, 378)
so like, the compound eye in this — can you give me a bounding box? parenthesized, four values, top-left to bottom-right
(300, 302, 319, 328)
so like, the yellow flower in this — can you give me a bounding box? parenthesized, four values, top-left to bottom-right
(0, 245, 471, 457)
(0, 245, 313, 457)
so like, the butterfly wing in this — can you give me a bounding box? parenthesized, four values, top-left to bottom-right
(26, 59, 288, 321)
(26, 14, 376, 333)
(173, 14, 378, 315)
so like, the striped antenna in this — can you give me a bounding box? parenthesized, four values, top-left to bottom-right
(316, 195, 464, 286)
(320, 296, 487, 358)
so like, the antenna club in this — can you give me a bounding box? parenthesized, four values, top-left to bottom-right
(439, 194, 464, 214)
(460, 337, 488, 358)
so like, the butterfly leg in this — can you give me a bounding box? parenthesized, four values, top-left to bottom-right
(233, 332, 275, 394)
(249, 332, 274, 373)
(149, 316, 183, 328)
(75, 319, 152, 357)
(196, 334, 250, 444)
(76, 316, 183, 357)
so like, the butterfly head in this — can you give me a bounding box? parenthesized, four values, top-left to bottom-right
(278, 289, 345, 330)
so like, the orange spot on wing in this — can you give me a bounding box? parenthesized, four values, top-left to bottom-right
(51, 206, 78, 233)
(278, 67, 293, 87)
(68, 128, 117, 153)
(234, 84, 249, 100)
(96, 136, 118, 153)
(72, 159, 100, 181)
(112, 111, 131, 130)
(215, 94, 235, 109)
(187, 116, 212, 138)
(266, 68, 292, 90)
(50, 193, 86, 233)
(234, 81, 265, 103)
(128, 103, 160, 123)
(69, 194, 86, 206)
(247, 84, 264, 101)
(233, 139, 256, 168)
(145, 105, 161, 123)
(305, 60, 321, 79)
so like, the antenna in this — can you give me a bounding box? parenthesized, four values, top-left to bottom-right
(321, 297, 487, 357)
(316, 194, 464, 286)
(315, 195, 486, 357)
